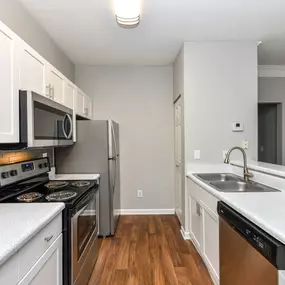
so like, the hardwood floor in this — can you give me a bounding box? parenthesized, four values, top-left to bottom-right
(88, 215, 213, 285)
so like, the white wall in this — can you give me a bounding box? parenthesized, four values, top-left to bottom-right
(0, 0, 74, 81)
(184, 42, 258, 163)
(259, 78, 285, 164)
(75, 66, 175, 211)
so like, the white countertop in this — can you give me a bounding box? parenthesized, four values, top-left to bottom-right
(50, 174, 100, 181)
(0, 203, 64, 266)
(187, 171, 285, 244)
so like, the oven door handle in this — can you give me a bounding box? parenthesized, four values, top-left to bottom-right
(62, 114, 73, 139)
(73, 204, 89, 219)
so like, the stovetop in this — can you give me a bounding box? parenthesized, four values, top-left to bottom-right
(0, 174, 98, 208)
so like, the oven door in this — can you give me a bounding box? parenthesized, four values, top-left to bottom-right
(71, 189, 99, 285)
(19, 90, 74, 147)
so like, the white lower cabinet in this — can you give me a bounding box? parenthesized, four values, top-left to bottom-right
(0, 213, 62, 285)
(203, 208, 219, 284)
(188, 178, 219, 285)
(190, 195, 203, 251)
(18, 235, 62, 285)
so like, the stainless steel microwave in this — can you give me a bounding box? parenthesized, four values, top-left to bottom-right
(19, 90, 74, 148)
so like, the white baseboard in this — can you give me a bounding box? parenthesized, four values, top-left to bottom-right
(180, 226, 191, 240)
(120, 209, 175, 215)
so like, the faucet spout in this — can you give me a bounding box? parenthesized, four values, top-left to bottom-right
(224, 146, 253, 182)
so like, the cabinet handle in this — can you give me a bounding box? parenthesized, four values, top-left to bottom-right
(52, 86, 55, 100)
(196, 202, 201, 216)
(44, 235, 54, 242)
(46, 84, 51, 98)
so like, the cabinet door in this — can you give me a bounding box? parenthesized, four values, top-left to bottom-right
(203, 210, 219, 283)
(190, 195, 203, 251)
(18, 235, 62, 285)
(64, 81, 75, 110)
(0, 22, 19, 143)
(18, 40, 46, 96)
(83, 95, 92, 119)
(76, 89, 84, 116)
(47, 64, 65, 104)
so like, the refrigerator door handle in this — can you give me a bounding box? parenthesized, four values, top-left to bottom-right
(111, 121, 118, 157)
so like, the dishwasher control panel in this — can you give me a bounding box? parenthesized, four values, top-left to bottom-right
(218, 201, 285, 270)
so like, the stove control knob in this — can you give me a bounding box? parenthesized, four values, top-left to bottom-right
(1, 172, 9, 179)
(10, 170, 18, 177)
(39, 163, 43, 169)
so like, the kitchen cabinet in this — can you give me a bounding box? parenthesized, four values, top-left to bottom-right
(0, 21, 19, 143)
(190, 195, 203, 252)
(64, 80, 75, 110)
(18, 235, 62, 285)
(46, 64, 65, 104)
(187, 177, 219, 285)
(0, 213, 62, 285)
(83, 94, 92, 119)
(75, 88, 92, 119)
(18, 40, 47, 96)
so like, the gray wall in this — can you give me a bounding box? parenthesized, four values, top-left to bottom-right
(184, 42, 258, 163)
(75, 66, 175, 211)
(0, 0, 74, 81)
(259, 78, 285, 164)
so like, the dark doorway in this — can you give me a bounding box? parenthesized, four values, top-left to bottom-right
(258, 103, 282, 165)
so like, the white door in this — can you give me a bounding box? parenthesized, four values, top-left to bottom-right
(190, 195, 203, 252)
(46, 64, 65, 104)
(18, 40, 46, 96)
(174, 97, 183, 223)
(64, 81, 75, 110)
(0, 22, 19, 143)
(83, 95, 92, 118)
(18, 235, 62, 285)
(76, 89, 84, 116)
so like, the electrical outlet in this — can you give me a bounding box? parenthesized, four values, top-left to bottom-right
(137, 190, 143, 198)
(242, 140, 249, 149)
(42, 153, 48, 158)
(194, 150, 200, 160)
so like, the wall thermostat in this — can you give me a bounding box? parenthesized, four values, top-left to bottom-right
(232, 122, 244, 132)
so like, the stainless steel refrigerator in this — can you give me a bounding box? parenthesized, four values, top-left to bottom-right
(55, 120, 120, 237)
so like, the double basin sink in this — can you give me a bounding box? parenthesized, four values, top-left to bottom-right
(194, 173, 280, 193)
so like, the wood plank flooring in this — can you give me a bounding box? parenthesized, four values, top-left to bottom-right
(88, 215, 213, 285)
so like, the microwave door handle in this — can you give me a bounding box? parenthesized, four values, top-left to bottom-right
(62, 114, 73, 139)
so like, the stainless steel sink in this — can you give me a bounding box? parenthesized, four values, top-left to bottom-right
(210, 181, 279, 192)
(194, 173, 280, 193)
(196, 173, 241, 182)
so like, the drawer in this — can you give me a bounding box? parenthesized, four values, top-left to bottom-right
(0, 253, 18, 285)
(18, 213, 62, 280)
(188, 178, 219, 218)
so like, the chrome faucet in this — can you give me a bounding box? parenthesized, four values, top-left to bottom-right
(224, 146, 253, 182)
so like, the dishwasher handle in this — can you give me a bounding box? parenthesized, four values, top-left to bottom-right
(218, 201, 285, 270)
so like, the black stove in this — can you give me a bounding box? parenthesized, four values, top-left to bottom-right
(0, 157, 100, 285)
(0, 175, 97, 207)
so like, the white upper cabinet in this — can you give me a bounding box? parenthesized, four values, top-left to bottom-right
(83, 95, 92, 119)
(0, 22, 19, 143)
(75, 88, 92, 119)
(46, 64, 65, 104)
(17, 40, 47, 96)
(64, 80, 75, 110)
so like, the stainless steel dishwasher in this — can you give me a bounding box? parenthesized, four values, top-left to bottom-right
(218, 201, 285, 285)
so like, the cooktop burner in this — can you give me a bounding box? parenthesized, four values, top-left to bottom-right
(45, 181, 69, 190)
(45, 191, 78, 202)
(17, 192, 44, 202)
(71, 181, 91, 188)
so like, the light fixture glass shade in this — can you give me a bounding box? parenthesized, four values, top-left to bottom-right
(114, 0, 141, 28)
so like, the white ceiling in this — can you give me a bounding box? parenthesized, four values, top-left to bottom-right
(18, 0, 285, 65)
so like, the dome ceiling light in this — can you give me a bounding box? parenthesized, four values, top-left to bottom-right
(114, 0, 141, 29)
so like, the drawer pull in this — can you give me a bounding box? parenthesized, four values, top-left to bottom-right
(44, 235, 54, 242)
